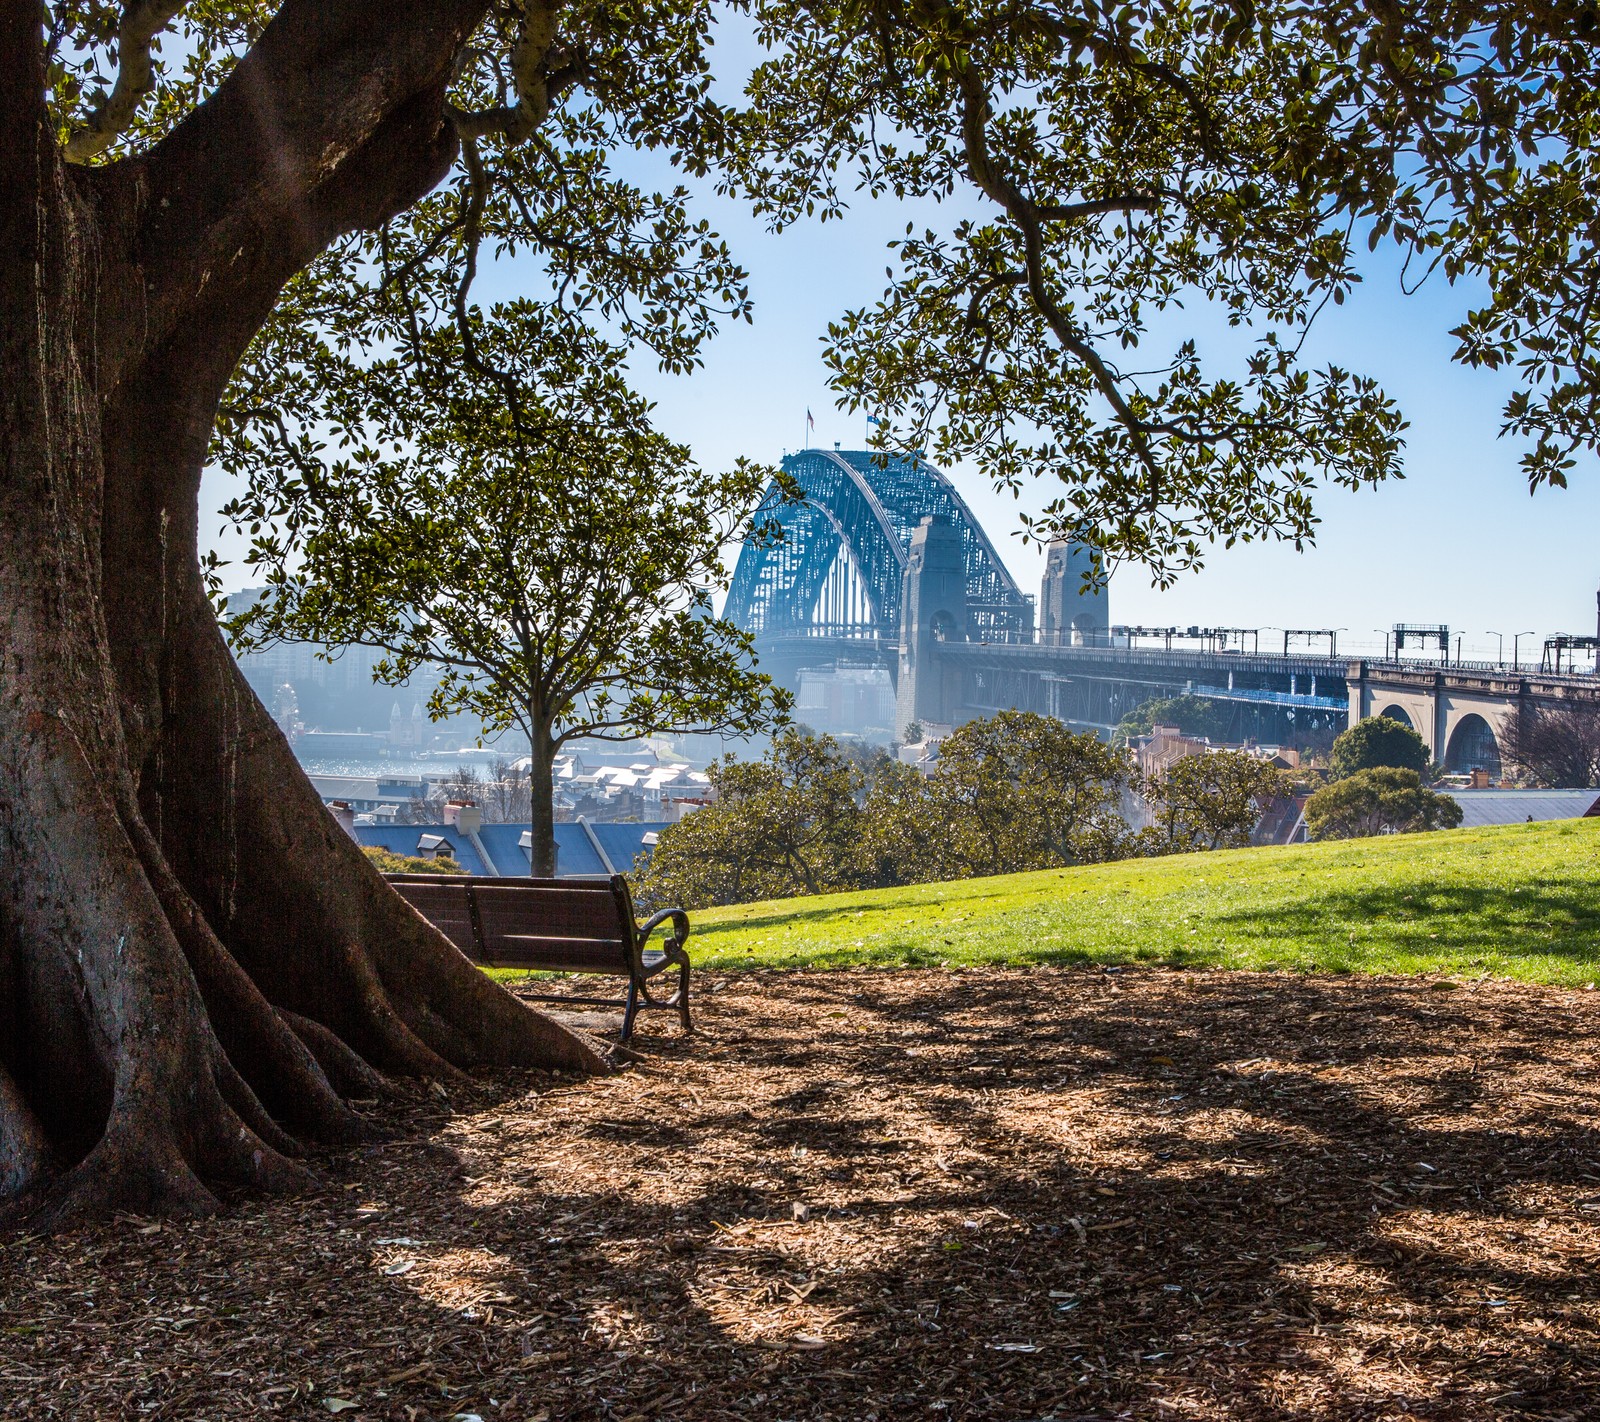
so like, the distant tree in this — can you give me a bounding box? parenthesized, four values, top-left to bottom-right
(1115, 695, 1231, 745)
(855, 760, 944, 889)
(361, 847, 468, 876)
(834, 741, 896, 783)
(1305, 768, 1463, 840)
(902, 721, 926, 745)
(484, 757, 535, 824)
(226, 319, 791, 878)
(928, 712, 1132, 876)
(1329, 717, 1432, 780)
(634, 732, 864, 909)
(1504, 703, 1600, 788)
(1140, 753, 1292, 853)
(421, 758, 534, 823)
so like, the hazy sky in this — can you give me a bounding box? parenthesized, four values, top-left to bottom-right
(202, 73, 1600, 669)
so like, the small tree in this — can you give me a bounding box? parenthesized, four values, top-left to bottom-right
(484, 757, 535, 824)
(927, 712, 1131, 876)
(635, 731, 864, 908)
(227, 320, 790, 877)
(1305, 768, 1463, 840)
(1504, 703, 1600, 788)
(1141, 753, 1291, 853)
(1329, 716, 1431, 780)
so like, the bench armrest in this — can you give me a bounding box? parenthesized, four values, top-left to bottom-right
(636, 907, 690, 954)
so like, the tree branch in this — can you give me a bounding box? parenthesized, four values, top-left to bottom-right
(125, 0, 490, 337)
(448, 0, 563, 143)
(63, 0, 191, 163)
(955, 64, 1166, 486)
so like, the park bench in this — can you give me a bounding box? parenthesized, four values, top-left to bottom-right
(384, 872, 691, 1041)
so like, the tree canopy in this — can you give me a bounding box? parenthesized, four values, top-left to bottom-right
(1330, 715, 1432, 780)
(637, 713, 1132, 908)
(47, 0, 1600, 582)
(1305, 767, 1463, 840)
(1139, 751, 1291, 854)
(222, 311, 790, 875)
(1115, 694, 1232, 745)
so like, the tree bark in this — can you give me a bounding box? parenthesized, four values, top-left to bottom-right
(0, 3, 607, 1227)
(528, 720, 559, 877)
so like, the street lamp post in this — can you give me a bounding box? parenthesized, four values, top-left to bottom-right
(1372, 627, 1391, 659)
(1332, 627, 1348, 658)
(1486, 630, 1504, 665)
(1512, 631, 1535, 670)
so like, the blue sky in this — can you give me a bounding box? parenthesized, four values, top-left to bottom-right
(598, 187, 1597, 664)
(202, 73, 1600, 668)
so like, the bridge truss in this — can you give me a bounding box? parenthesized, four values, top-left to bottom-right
(724, 449, 1033, 643)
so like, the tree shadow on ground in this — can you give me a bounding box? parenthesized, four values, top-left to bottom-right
(5, 968, 1600, 1420)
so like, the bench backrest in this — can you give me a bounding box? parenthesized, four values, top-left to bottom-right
(386, 872, 637, 974)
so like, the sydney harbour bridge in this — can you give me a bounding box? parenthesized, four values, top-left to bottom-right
(724, 449, 1600, 775)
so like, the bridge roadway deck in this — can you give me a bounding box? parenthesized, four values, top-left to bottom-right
(941, 640, 1349, 683)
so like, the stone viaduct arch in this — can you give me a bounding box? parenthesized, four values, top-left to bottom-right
(1346, 664, 1600, 776)
(1350, 667, 1517, 772)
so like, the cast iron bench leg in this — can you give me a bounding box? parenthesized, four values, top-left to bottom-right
(620, 978, 642, 1042)
(675, 961, 691, 1032)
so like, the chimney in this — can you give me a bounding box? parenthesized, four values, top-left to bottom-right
(442, 800, 482, 834)
(328, 800, 357, 839)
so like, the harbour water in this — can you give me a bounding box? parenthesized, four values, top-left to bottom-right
(295, 748, 510, 780)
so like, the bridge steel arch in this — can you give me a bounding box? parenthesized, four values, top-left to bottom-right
(724, 449, 1033, 646)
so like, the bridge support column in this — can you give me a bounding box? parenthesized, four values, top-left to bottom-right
(1040, 537, 1108, 646)
(896, 515, 968, 732)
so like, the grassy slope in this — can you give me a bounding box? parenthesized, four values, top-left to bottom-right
(686, 818, 1600, 984)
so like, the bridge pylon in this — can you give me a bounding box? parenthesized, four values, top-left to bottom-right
(896, 515, 971, 731)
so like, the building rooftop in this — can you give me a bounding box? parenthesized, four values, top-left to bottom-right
(352, 820, 673, 878)
(1440, 788, 1600, 828)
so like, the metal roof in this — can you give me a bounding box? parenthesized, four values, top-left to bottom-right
(1441, 789, 1600, 827)
(355, 821, 674, 877)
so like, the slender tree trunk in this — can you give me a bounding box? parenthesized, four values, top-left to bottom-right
(528, 720, 559, 877)
(0, 3, 606, 1227)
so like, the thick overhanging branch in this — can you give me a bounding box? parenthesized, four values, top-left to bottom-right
(63, 0, 191, 163)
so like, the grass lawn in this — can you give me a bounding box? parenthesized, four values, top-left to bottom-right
(686, 817, 1600, 984)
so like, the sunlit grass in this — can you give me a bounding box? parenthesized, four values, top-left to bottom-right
(678, 819, 1600, 985)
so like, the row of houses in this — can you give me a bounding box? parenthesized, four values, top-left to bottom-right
(308, 751, 716, 826)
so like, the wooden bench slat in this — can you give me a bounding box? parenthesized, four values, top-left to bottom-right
(391, 882, 478, 954)
(473, 885, 622, 940)
(481, 934, 632, 973)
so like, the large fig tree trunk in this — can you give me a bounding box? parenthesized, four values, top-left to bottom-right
(0, 1, 605, 1226)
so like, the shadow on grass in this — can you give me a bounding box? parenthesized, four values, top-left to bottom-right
(1209, 879, 1600, 973)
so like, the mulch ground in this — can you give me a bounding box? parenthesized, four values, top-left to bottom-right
(5, 967, 1600, 1421)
